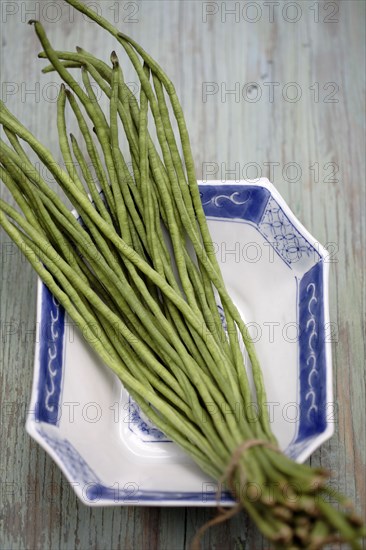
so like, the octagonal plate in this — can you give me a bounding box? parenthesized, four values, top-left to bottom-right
(26, 178, 333, 506)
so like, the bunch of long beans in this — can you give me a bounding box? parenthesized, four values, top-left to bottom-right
(0, 1, 364, 547)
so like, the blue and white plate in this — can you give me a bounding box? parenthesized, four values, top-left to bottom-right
(26, 179, 333, 506)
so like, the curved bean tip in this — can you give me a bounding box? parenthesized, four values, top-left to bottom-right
(60, 83, 66, 92)
(76, 46, 83, 53)
(28, 19, 38, 26)
(110, 51, 119, 67)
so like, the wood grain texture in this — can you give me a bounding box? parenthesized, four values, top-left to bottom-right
(1, 1, 365, 548)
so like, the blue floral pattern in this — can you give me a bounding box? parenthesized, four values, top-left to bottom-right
(258, 196, 316, 265)
(37, 429, 100, 484)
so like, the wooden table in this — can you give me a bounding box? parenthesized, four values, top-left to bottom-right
(1, 1, 365, 548)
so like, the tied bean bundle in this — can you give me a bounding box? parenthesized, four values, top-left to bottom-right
(0, 1, 364, 548)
